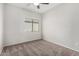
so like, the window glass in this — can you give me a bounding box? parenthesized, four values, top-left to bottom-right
(33, 23, 39, 32)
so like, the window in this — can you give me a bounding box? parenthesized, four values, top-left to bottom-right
(33, 19, 39, 32)
(24, 18, 39, 32)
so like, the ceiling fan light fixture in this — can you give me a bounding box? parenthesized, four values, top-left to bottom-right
(34, 3, 39, 6)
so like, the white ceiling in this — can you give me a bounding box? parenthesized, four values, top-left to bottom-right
(8, 3, 60, 14)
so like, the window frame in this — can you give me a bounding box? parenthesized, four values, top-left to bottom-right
(24, 18, 39, 32)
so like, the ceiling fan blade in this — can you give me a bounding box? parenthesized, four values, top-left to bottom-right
(36, 3, 49, 9)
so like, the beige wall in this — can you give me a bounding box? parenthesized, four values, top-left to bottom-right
(4, 4, 42, 46)
(0, 4, 4, 54)
(42, 3, 79, 52)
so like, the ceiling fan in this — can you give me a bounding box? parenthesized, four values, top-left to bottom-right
(34, 3, 49, 9)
